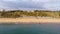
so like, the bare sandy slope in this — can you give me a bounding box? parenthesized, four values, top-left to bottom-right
(0, 17, 60, 24)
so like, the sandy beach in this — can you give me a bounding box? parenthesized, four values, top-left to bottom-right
(0, 17, 60, 24)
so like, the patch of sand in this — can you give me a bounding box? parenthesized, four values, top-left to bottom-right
(0, 17, 60, 24)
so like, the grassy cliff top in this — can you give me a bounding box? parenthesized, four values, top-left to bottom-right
(0, 10, 60, 18)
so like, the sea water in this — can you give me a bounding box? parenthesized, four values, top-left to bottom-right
(0, 23, 60, 34)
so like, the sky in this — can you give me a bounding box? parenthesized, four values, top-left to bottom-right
(0, 0, 60, 10)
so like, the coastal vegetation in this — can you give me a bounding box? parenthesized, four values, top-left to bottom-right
(0, 10, 60, 18)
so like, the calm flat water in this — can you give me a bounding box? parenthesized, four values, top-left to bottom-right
(0, 23, 60, 34)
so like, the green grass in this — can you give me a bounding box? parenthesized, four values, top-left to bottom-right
(0, 10, 60, 18)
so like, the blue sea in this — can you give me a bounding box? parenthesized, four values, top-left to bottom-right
(0, 23, 60, 34)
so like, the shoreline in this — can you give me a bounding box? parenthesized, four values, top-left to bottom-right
(0, 17, 60, 24)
